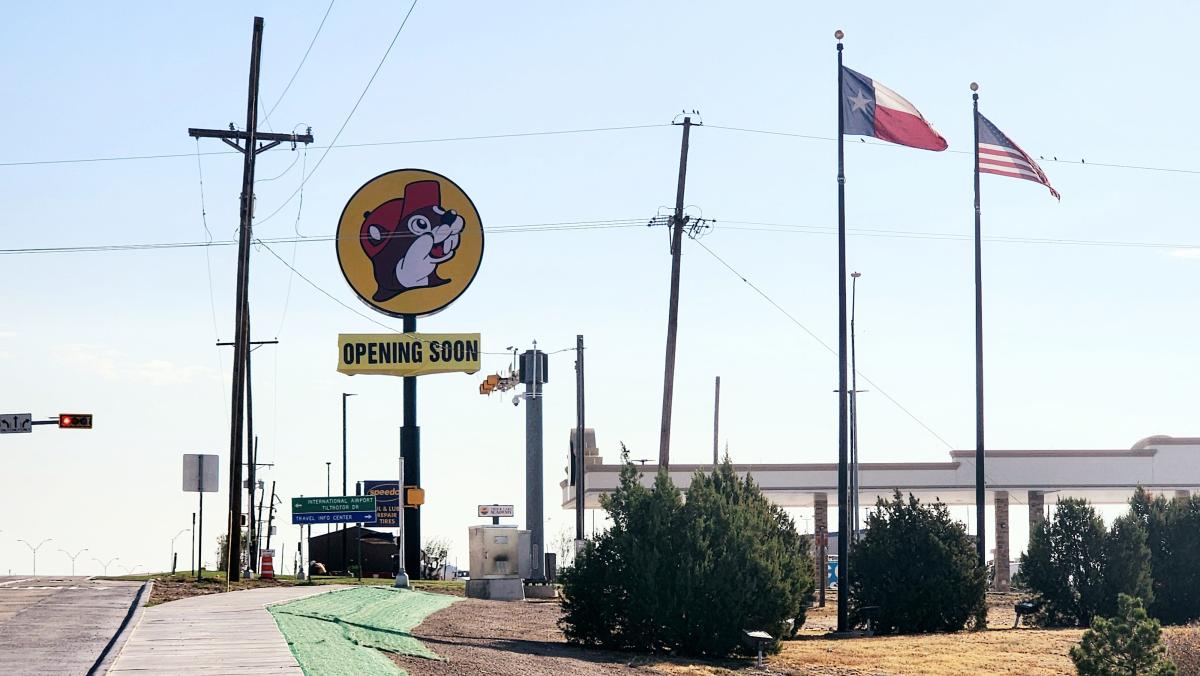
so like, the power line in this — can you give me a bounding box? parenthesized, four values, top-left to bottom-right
(688, 235, 956, 451)
(256, 238, 400, 333)
(707, 123, 1200, 176)
(0, 124, 669, 168)
(262, 0, 336, 125)
(194, 138, 229, 412)
(274, 143, 311, 338)
(8, 216, 1199, 256)
(1, 118, 1194, 177)
(0, 220, 648, 255)
(258, 238, 563, 346)
(252, 0, 419, 227)
(716, 220, 1200, 250)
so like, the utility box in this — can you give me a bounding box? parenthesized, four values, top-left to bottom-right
(467, 525, 528, 601)
(469, 525, 520, 578)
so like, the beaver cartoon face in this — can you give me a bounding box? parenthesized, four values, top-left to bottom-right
(359, 180, 466, 302)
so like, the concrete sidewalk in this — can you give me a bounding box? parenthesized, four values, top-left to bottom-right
(107, 585, 346, 675)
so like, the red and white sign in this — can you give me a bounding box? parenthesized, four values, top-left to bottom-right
(478, 504, 514, 518)
(260, 549, 275, 579)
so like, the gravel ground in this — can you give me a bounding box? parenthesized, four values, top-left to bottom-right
(389, 598, 746, 676)
(388, 591, 1054, 676)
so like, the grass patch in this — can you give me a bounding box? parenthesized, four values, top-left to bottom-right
(270, 587, 459, 676)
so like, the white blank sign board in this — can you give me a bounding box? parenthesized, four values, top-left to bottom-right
(183, 453, 219, 492)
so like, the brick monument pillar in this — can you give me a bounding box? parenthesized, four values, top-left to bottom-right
(994, 490, 1010, 591)
(1028, 490, 1045, 534)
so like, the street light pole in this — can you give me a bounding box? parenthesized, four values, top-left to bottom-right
(326, 461, 332, 537)
(170, 529, 190, 574)
(92, 557, 119, 577)
(850, 271, 861, 544)
(342, 393, 355, 574)
(18, 538, 53, 576)
(57, 548, 87, 576)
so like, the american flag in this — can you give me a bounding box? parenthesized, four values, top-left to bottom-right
(976, 112, 1060, 200)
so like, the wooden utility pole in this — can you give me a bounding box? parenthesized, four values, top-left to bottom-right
(658, 116, 696, 469)
(264, 481, 278, 553)
(216, 336, 277, 576)
(189, 16, 313, 582)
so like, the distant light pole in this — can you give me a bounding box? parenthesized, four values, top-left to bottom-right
(170, 529, 190, 574)
(18, 538, 53, 576)
(849, 271, 863, 544)
(92, 556, 119, 577)
(342, 393, 356, 574)
(120, 564, 142, 576)
(57, 548, 87, 576)
(326, 461, 332, 537)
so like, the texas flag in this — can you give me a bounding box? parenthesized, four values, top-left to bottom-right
(842, 67, 948, 151)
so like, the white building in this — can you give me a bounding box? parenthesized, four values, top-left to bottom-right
(562, 433, 1200, 589)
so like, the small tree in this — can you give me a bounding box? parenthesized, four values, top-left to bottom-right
(216, 531, 249, 573)
(560, 445, 683, 652)
(421, 538, 450, 579)
(848, 491, 986, 633)
(560, 448, 813, 657)
(1071, 594, 1176, 675)
(1128, 488, 1200, 624)
(1021, 499, 1108, 626)
(670, 461, 815, 653)
(1022, 498, 1153, 627)
(1101, 515, 1153, 617)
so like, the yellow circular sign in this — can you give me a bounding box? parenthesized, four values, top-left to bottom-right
(336, 169, 483, 317)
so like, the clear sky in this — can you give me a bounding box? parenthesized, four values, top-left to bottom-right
(2, 1, 1197, 575)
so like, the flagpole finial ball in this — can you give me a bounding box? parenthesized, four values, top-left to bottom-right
(970, 82, 979, 91)
(834, 29, 844, 40)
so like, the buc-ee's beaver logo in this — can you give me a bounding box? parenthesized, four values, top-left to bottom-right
(336, 169, 483, 317)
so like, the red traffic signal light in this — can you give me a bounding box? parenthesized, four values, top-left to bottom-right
(58, 414, 93, 429)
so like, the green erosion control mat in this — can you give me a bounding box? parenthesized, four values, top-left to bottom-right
(270, 586, 459, 676)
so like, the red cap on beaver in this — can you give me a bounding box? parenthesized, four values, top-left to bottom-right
(359, 180, 443, 259)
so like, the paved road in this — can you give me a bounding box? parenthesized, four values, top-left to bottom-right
(0, 576, 145, 675)
(109, 585, 344, 676)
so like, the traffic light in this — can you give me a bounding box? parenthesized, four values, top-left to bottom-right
(479, 374, 501, 396)
(58, 413, 93, 429)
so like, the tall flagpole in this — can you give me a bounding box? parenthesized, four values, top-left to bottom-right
(835, 29, 850, 634)
(971, 82, 986, 568)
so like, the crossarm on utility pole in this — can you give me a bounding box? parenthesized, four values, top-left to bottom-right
(187, 128, 315, 144)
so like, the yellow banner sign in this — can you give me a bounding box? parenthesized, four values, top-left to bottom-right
(337, 333, 481, 377)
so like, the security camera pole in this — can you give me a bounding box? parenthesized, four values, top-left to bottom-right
(522, 343, 549, 581)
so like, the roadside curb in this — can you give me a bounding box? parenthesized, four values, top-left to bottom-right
(88, 580, 151, 676)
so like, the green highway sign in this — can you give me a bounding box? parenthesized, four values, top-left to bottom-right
(292, 495, 377, 514)
(291, 495, 377, 524)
